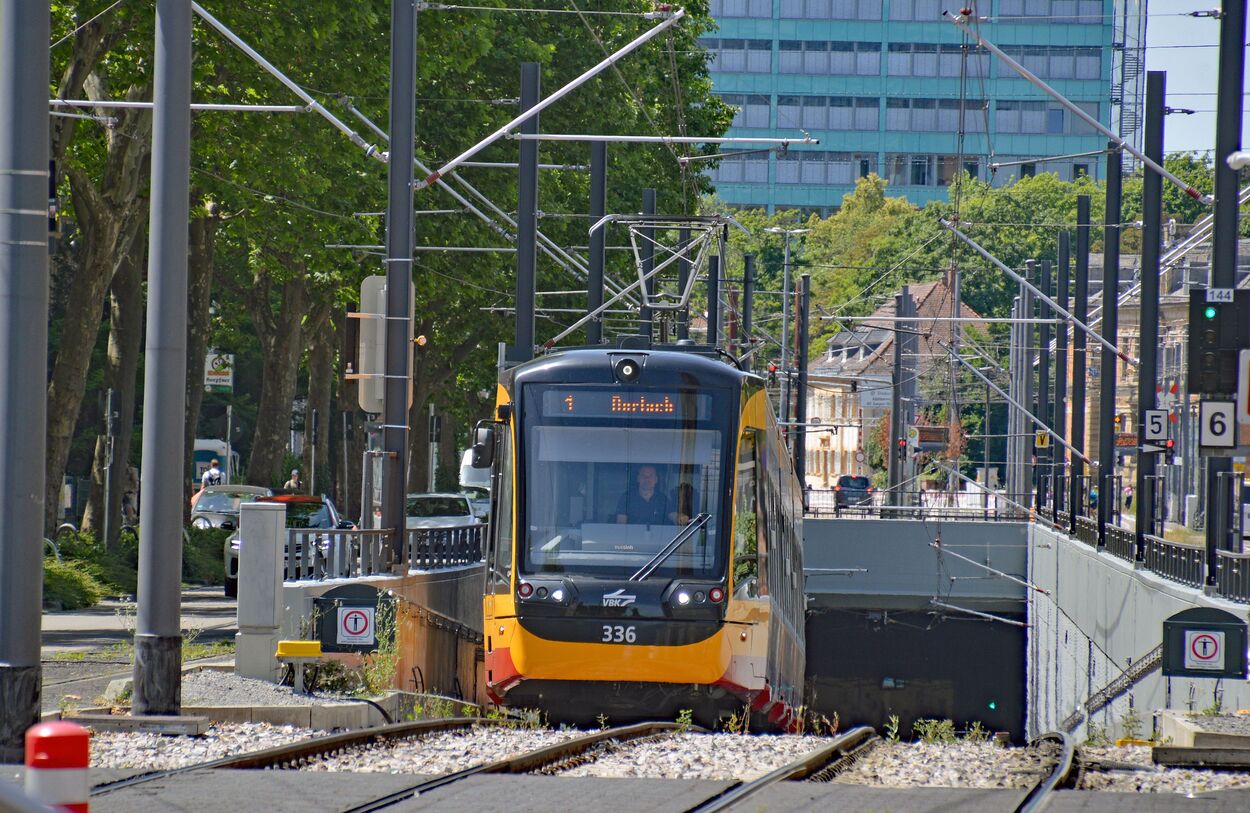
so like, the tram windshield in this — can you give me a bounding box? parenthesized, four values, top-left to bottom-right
(520, 384, 732, 580)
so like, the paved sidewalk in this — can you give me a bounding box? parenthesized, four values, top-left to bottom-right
(41, 587, 237, 656)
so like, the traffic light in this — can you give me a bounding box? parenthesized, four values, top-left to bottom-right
(1188, 290, 1250, 397)
(1165, 438, 1175, 451)
(767, 363, 778, 386)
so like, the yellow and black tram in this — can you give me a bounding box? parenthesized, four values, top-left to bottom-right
(474, 345, 805, 730)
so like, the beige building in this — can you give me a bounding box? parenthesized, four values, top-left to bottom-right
(805, 278, 983, 489)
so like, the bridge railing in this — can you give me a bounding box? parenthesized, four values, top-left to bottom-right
(1216, 549, 1250, 603)
(1073, 515, 1099, 547)
(404, 525, 485, 570)
(1103, 524, 1135, 562)
(286, 528, 393, 581)
(804, 488, 1031, 521)
(1142, 533, 1206, 589)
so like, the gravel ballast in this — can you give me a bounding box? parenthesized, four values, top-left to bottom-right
(832, 741, 1051, 789)
(559, 733, 832, 781)
(91, 723, 321, 770)
(180, 669, 360, 707)
(304, 727, 578, 774)
(1082, 744, 1250, 795)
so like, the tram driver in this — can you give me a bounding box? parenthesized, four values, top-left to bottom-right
(615, 464, 670, 525)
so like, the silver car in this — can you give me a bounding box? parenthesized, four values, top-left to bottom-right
(191, 485, 272, 530)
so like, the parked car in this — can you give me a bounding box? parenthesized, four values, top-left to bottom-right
(459, 487, 490, 521)
(223, 494, 352, 597)
(405, 493, 478, 529)
(191, 485, 272, 530)
(834, 475, 873, 510)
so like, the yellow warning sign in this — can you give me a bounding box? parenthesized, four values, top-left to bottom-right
(1035, 432, 1050, 449)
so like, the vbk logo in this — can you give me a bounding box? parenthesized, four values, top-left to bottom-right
(601, 588, 637, 607)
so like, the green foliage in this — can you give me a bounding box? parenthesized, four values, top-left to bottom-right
(676, 708, 694, 734)
(1119, 704, 1143, 741)
(1084, 723, 1111, 746)
(358, 599, 399, 696)
(722, 705, 751, 735)
(43, 557, 105, 610)
(884, 714, 900, 742)
(183, 527, 231, 585)
(963, 721, 990, 743)
(912, 718, 957, 744)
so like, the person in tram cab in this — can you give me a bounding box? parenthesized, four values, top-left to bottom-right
(615, 463, 670, 525)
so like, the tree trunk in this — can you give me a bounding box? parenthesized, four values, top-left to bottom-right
(437, 404, 458, 491)
(81, 220, 146, 548)
(407, 392, 432, 494)
(182, 202, 222, 515)
(303, 308, 335, 497)
(45, 89, 151, 532)
(246, 272, 310, 487)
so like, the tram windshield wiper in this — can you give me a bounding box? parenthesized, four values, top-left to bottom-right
(628, 513, 710, 582)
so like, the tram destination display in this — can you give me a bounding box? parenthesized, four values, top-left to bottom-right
(541, 388, 712, 420)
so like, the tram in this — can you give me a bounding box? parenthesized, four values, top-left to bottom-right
(471, 345, 806, 730)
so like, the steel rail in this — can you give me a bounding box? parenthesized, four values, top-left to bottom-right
(340, 721, 691, 813)
(1015, 732, 1075, 813)
(90, 716, 496, 795)
(686, 726, 878, 813)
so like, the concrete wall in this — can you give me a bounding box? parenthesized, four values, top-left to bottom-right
(276, 565, 486, 702)
(804, 518, 1028, 611)
(1028, 524, 1250, 740)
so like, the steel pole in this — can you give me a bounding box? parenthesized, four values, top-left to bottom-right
(742, 254, 755, 355)
(514, 63, 540, 359)
(1054, 232, 1070, 518)
(1136, 72, 1166, 560)
(1070, 197, 1091, 533)
(1205, 0, 1245, 583)
(0, 0, 49, 762)
(794, 274, 811, 488)
(586, 142, 607, 345)
(134, 0, 191, 715)
(707, 255, 720, 347)
(381, 0, 417, 564)
(1098, 145, 1122, 543)
(676, 226, 690, 340)
(1039, 262, 1051, 511)
(638, 188, 656, 338)
(780, 235, 792, 424)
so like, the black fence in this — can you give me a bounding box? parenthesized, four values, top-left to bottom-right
(404, 525, 485, 570)
(1217, 550, 1250, 603)
(286, 528, 392, 581)
(1103, 524, 1135, 561)
(1141, 534, 1206, 589)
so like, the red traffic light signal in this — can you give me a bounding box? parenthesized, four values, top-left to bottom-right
(1165, 438, 1175, 450)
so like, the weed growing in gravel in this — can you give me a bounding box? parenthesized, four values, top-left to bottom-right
(912, 718, 957, 744)
(676, 708, 694, 734)
(884, 715, 901, 742)
(963, 721, 990, 743)
(1084, 723, 1111, 746)
(1119, 703, 1144, 740)
(597, 714, 609, 730)
(722, 706, 751, 735)
(57, 695, 81, 717)
(358, 599, 399, 696)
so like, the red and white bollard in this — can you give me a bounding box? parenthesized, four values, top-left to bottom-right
(25, 721, 90, 813)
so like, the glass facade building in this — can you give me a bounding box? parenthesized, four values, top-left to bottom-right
(703, 0, 1144, 215)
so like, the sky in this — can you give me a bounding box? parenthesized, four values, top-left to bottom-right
(1144, 0, 1249, 155)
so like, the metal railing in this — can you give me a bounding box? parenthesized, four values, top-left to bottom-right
(404, 525, 485, 570)
(1216, 549, 1250, 604)
(286, 528, 393, 581)
(1142, 533, 1205, 588)
(1073, 515, 1099, 547)
(1103, 524, 1135, 562)
(804, 488, 1030, 521)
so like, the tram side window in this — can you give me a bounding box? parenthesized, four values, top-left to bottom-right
(733, 430, 759, 594)
(489, 427, 514, 590)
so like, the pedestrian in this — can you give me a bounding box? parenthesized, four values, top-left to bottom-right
(284, 468, 303, 491)
(1123, 484, 1134, 511)
(1089, 484, 1099, 512)
(191, 458, 224, 508)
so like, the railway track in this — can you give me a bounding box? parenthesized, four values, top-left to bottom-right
(90, 720, 1080, 813)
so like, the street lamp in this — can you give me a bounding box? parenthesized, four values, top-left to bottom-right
(764, 226, 811, 425)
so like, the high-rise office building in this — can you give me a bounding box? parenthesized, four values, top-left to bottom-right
(703, 0, 1145, 215)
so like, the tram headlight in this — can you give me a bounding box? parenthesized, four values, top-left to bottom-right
(676, 590, 691, 606)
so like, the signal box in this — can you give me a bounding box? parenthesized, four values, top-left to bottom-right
(1188, 289, 1250, 398)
